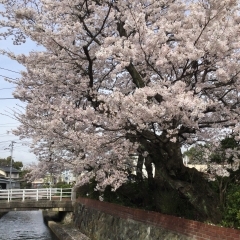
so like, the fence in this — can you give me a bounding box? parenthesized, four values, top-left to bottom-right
(0, 188, 73, 202)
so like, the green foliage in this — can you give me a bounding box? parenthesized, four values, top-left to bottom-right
(104, 180, 152, 209)
(0, 157, 11, 166)
(76, 178, 101, 200)
(19, 169, 31, 189)
(222, 184, 240, 229)
(53, 181, 72, 188)
(76, 179, 196, 220)
(0, 156, 23, 170)
(210, 136, 240, 164)
(20, 181, 32, 189)
(221, 137, 238, 149)
(183, 145, 205, 163)
(184, 136, 239, 165)
(19, 169, 30, 178)
(215, 136, 240, 165)
(13, 161, 23, 170)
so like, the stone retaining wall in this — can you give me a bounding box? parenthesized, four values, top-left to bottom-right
(73, 197, 240, 240)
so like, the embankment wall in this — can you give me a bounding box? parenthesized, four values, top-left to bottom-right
(73, 197, 240, 240)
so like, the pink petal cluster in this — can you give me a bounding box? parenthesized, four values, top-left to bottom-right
(0, 0, 240, 191)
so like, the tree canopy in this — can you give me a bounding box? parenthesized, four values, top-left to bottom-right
(0, 156, 23, 170)
(1, 0, 240, 222)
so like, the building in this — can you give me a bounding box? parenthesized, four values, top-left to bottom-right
(183, 155, 208, 172)
(31, 170, 76, 188)
(0, 166, 20, 189)
(31, 178, 45, 188)
(60, 169, 76, 185)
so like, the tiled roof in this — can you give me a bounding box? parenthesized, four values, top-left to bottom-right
(0, 178, 19, 183)
(0, 166, 20, 173)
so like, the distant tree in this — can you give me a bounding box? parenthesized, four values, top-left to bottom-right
(222, 184, 240, 229)
(0, 157, 23, 170)
(208, 137, 240, 208)
(185, 137, 240, 208)
(183, 145, 208, 164)
(0, 157, 11, 166)
(13, 161, 23, 170)
(19, 169, 30, 178)
(18, 167, 32, 189)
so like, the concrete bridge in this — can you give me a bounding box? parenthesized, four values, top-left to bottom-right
(0, 188, 74, 212)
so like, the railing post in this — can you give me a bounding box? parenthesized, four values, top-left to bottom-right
(36, 189, 39, 201)
(71, 188, 76, 202)
(50, 188, 51, 200)
(8, 189, 10, 202)
(47, 188, 49, 199)
(10, 188, 12, 201)
(23, 189, 25, 201)
(60, 188, 62, 201)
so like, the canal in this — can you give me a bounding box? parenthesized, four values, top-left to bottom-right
(0, 211, 56, 240)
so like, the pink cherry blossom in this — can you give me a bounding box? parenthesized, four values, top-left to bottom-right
(0, 0, 240, 198)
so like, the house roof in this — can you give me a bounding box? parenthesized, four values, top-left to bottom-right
(0, 166, 20, 173)
(0, 178, 19, 183)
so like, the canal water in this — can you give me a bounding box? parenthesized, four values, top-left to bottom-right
(0, 211, 56, 240)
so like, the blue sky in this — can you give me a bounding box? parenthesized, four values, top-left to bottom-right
(0, 36, 43, 166)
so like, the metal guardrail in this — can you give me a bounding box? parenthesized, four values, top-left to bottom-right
(0, 188, 73, 202)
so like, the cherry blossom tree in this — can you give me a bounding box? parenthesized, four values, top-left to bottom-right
(1, 0, 240, 222)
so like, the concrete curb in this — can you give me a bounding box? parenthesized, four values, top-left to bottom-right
(48, 221, 90, 240)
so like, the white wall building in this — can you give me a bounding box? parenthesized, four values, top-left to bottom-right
(61, 169, 76, 184)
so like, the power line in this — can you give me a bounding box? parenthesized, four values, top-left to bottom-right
(0, 125, 18, 127)
(0, 143, 30, 149)
(0, 139, 19, 144)
(0, 140, 14, 144)
(0, 87, 15, 91)
(0, 123, 18, 126)
(0, 134, 15, 137)
(0, 67, 20, 74)
(0, 74, 17, 80)
(0, 125, 19, 127)
(10, 149, 31, 153)
(0, 98, 16, 100)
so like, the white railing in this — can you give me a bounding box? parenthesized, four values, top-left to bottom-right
(0, 188, 73, 202)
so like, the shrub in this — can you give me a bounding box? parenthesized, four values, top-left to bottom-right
(54, 182, 72, 189)
(222, 184, 240, 229)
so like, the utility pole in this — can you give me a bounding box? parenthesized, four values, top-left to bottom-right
(9, 141, 15, 189)
(4, 141, 16, 189)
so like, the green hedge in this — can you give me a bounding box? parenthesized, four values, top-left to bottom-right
(222, 184, 240, 229)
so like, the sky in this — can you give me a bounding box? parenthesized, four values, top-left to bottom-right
(0, 34, 43, 166)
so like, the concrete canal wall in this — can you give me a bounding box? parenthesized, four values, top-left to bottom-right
(43, 196, 240, 240)
(43, 210, 89, 240)
(73, 197, 240, 240)
(48, 221, 89, 240)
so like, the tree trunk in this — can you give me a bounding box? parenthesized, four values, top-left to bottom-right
(136, 155, 144, 181)
(218, 177, 229, 210)
(145, 155, 153, 179)
(139, 137, 222, 223)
